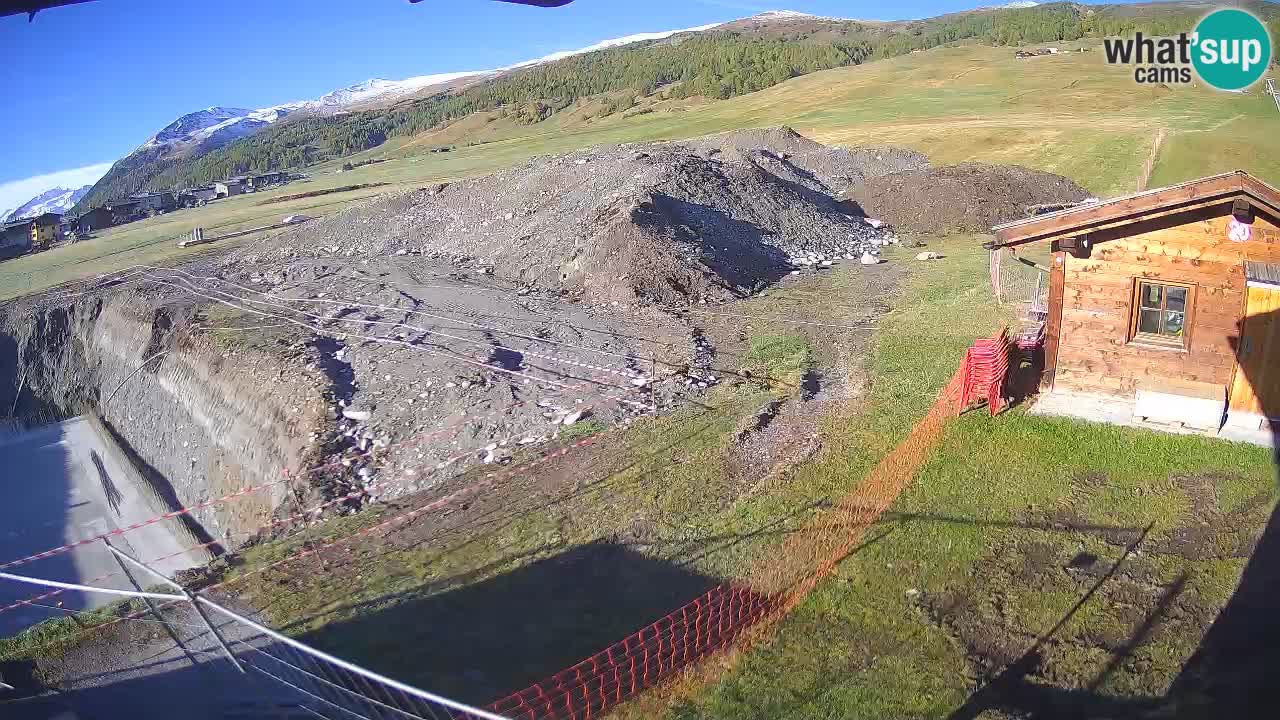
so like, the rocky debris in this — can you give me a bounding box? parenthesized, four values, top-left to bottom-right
(916, 251, 942, 261)
(680, 126, 929, 193)
(82, 128, 1078, 525)
(840, 162, 1090, 235)
(231, 128, 906, 308)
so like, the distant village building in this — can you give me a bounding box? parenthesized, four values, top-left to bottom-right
(0, 219, 33, 259)
(179, 186, 218, 206)
(107, 198, 143, 223)
(128, 191, 176, 213)
(215, 179, 246, 198)
(246, 171, 288, 190)
(0, 213, 62, 259)
(73, 206, 115, 234)
(29, 213, 62, 249)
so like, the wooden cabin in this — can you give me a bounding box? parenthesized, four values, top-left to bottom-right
(990, 171, 1280, 437)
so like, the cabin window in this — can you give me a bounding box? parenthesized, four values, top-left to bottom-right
(1130, 280, 1193, 347)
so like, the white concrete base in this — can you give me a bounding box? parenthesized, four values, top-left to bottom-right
(1223, 412, 1268, 431)
(1029, 389, 1276, 449)
(1133, 381, 1225, 431)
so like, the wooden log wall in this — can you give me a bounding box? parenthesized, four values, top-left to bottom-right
(1054, 204, 1280, 397)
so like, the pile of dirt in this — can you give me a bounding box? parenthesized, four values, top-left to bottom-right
(237, 128, 913, 307)
(680, 126, 929, 192)
(840, 162, 1091, 234)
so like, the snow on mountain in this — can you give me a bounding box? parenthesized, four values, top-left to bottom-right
(129, 15, 807, 167)
(753, 10, 826, 21)
(304, 73, 484, 109)
(146, 106, 250, 146)
(142, 105, 285, 152)
(3, 185, 91, 222)
(507, 21, 723, 69)
(136, 19, 727, 153)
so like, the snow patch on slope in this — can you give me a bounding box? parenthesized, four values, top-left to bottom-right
(506, 21, 724, 68)
(305, 73, 484, 109)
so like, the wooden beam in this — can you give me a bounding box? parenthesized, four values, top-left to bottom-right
(1043, 250, 1066, 391)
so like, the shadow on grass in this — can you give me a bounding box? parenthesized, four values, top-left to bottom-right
(297, 542, 721, 706)
(946, 525, 1161, 720)
(1162, 307, 1280, 718)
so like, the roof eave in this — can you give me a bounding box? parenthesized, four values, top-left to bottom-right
(989, 171, 1280, 248)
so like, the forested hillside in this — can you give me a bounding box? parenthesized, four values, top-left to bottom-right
(74, 1, 1279, 213)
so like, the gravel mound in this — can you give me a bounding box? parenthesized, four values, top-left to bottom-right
(681, 126, 929, 192)
(237, 128, 913, 306)
(840, 162, 1090, 234)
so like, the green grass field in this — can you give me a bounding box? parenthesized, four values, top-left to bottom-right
(5, 41, 1279, 301)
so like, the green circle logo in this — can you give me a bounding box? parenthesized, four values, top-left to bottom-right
(1192, 9, 1272, 90)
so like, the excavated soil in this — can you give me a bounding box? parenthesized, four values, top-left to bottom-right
(234, 127, 910, 308)
(4, 128, 931, 536)
(0, 128, 1092, 554)
(841, 162, 1091, 234)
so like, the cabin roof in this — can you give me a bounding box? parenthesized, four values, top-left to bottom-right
(989, 171, 1280, 248)
(1246, 261, 1280, 288)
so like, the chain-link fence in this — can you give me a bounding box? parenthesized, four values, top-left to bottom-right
(990, 247, 1048, 322)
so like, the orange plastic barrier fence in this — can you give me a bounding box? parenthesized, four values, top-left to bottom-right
(480, 330, 1011, 719)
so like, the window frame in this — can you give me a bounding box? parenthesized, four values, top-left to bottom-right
(1128, 278, 1195, 350)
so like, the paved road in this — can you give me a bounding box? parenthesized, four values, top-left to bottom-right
(0, 418, 207, 637)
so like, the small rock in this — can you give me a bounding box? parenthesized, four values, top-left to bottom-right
(341, 409, 372, 422)
(859, 252, 879, 265)
(865, 218, 886, 229)
(916, 251, 941, 261)
(562, 410, 585, 425)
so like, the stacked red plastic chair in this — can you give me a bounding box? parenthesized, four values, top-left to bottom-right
(960, 329, 1011, 415)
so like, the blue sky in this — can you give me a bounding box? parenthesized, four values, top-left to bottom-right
(0, 0, 1115, 210)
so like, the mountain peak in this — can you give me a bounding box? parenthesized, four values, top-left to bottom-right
(3, 184, 92, 222)
(307, 73, 485, 108)
(756, 10, 817, 19)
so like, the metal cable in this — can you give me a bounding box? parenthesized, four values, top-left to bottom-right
(233, 637, 436, 720)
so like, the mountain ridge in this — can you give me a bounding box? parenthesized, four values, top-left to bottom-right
(3, 185, 91, 223)
(73, 2, 1280, 214)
